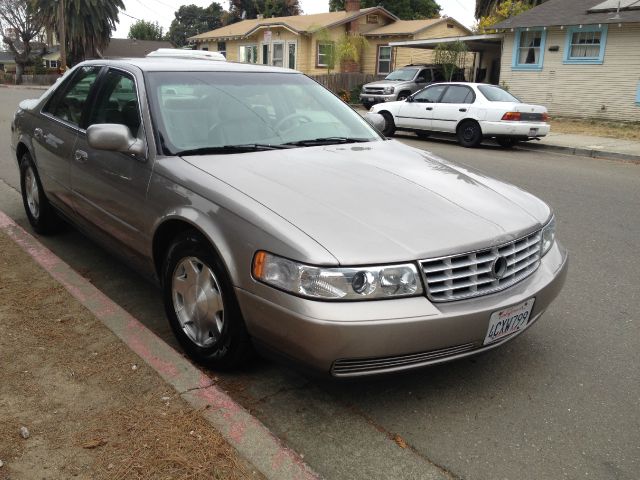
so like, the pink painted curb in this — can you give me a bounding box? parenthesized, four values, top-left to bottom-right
(0, 209, 321, 480)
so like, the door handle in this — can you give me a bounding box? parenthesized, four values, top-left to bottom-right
(459, 108, 467, 112)
(34, 128, 43, 139)
(426, 107, 433, 111)
(74, 149, 88, 163)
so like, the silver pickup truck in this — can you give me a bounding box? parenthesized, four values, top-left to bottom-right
(360, 65, 444, 109)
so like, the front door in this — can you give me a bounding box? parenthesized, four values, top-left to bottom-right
(396, 84, 447, 130)
(430, 85, 476, 133)
(34, 65, 101, 210)
(272, 42, 284, 68)
(70, 67, 152, 256)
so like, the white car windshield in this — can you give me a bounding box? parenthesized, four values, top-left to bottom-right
(146, 71, 381, 155)
(384, 68, 419, 82)
(478, 85, 521, 103)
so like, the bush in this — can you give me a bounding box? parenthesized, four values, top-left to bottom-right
(337, 89, 350, 103)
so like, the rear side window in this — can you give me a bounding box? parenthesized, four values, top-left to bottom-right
(440, 85, 475, 104)
(44, 66, 101, 127)
(413, 84, 447, 103)
(478, 85, 521, 103)
(88, 69, 141, 137)
(416, 69, 433, 82)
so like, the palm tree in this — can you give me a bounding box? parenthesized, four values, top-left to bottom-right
(32, 0, 124, 65)
(475, 0, 546, 19)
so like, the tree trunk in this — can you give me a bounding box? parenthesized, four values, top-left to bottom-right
(15, 62, 24, 85)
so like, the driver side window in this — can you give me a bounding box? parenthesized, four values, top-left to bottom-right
(413, 85, 446, 103)
(44, 66, 101, 127)
(88, 69, 141, 137)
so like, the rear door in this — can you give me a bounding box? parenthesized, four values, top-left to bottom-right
(396, 84, 447, 130)
(430, 85, 476, 133)
(33, 65, 101, 211)
(70, 67, 152, 255)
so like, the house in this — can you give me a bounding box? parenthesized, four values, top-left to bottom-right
(0, 51, 16, 72)
(100, 38, 174, 58)
(493, 0, 640, 121)
(188, 0, 471, 76)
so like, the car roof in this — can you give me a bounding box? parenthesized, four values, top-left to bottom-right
(79, 57, 300, 74)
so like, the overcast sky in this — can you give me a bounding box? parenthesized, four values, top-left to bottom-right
(113, 0, 476, 38)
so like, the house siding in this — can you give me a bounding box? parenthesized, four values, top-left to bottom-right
(500, 23, 640, 121)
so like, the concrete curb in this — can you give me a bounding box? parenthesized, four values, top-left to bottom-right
(517, 141, 640, 163)
(0, 209, 321, 480)
(0, 84, 50, 91)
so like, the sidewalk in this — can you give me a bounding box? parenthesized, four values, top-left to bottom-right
(520, 131, 640, 162)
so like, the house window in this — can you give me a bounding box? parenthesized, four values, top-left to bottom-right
(288, 42, 296, 70)
(563, 25, 608, 64)
(201, 47, 209, 51)
(377, 45, 392, 74)
(512, 28, 547, 70)
(366, 14, 379, 24)
(317, 42, 334, 68)
(272, 43, 284, 67)
(447, 23, 454, 28)
(217, 41, 226, 57)
(239, 44, 258, 63)
(262, 44, 269, 64)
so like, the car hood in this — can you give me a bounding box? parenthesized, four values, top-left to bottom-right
(364, 80, 408, 88)
(183, 141, 551, 265)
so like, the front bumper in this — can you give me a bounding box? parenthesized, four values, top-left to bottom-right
(480, 120, 550, 139)
(359, 93, 396, 105)
(237, 241, 568, 377)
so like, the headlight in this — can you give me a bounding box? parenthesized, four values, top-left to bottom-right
(252, 251, 423, 300)
(383, 86, 395, 94)
(540, 216, 556, 256)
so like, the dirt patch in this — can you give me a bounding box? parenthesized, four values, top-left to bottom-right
(0, 231, 263, 480)
(551, 117, 640, 142)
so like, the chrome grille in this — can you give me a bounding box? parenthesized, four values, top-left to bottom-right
(363, 87, 384, 94)
(421, 230, 542, 302)
(332, 343, 477, 377)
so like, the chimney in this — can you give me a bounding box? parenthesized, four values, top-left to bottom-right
(345, 0, 360, 12)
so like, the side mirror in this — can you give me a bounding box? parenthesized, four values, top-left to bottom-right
(405, 96, 414, 103)
(87, 123, 146, 158)
(364, 112, 386, 132)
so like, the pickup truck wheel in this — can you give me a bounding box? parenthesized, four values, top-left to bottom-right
(163, 230, 253, 370)
(19, 152, 60, 234)
(397, 92, 410, 102)
(362, 102, 373, 110)
(380, 112, 396, 137)
(457, 120, 483, 148)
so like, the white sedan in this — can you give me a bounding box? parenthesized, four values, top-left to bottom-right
(369, 82, 550, 148)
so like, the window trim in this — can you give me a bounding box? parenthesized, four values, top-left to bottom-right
(376, 44, 393, 75)
(511, 27, 547, 71)
(316, 41, 334, 68)
(563, 25, 608, 65)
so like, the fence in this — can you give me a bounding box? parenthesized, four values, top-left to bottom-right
(309, 73, 384, 96)
(0, 73, 61, 86)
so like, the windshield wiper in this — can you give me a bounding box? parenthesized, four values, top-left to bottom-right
(282, 137, 372, 147)
(175, 144, 291, 156)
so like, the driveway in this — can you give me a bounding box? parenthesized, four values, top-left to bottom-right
(1, 87, 639, 480)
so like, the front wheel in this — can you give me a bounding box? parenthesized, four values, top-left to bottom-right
(162, 230, 253, 370)
(457, 121, 483, 148)
(380, 112, 396, 137)
(19, 152, 60, 234)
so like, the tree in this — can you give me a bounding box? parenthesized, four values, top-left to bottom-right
(0, 0, 45, 83)
(475, 0, 533, 33)
(475, 0, 545, 19)
(314, 27, 368, 74)
(32, 0, 124, 64)
(128, 20, 163, 41)
(434, 40, 467, 81)
(226, 0, 301, 23)
(167, 3, 224, 47)
(329, 0, 440, 20)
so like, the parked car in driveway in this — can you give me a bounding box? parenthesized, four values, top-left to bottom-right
(369, 82, 551, 148)
(11, 58, 567, 377)
(359, 64, 444, 109)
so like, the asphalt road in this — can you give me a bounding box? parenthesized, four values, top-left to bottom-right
(1, 86, 638, 480)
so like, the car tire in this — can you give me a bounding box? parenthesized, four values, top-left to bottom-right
(162, 230, 253, 370)
(497, 138, 519, 148)
(416, 131, 430, 140)
(397, 92, 411, 102)
(362, 102, 373, 110)
(380, 112, 396, 137)
(19, 152, 60, 234)
(457, 120, 483, 148)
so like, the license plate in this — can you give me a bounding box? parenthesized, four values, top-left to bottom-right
(483, 298, 535, 345)
(368, 97, 375, 102)
(529, 128, 538, 136)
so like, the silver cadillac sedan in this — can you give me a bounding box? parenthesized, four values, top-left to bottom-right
(11, 57, 568, 377)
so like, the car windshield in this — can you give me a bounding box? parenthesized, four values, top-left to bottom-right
(384, 68, 419, 81)
(478, 85, 521, 103)
(146, 71, 381, 155)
